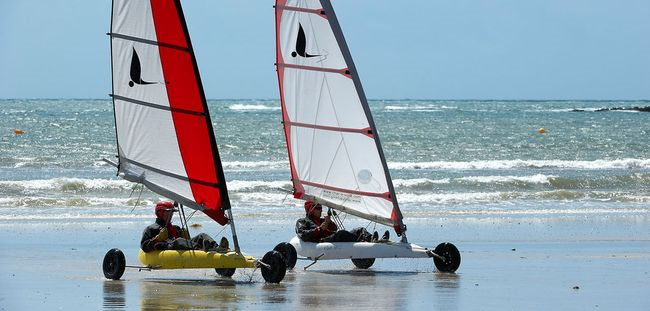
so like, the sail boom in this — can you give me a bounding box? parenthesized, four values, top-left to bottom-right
(109, 32, 190, 52)
(112, 94, 206, 116)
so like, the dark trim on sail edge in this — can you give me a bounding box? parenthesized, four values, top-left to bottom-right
(319, 0, 405, 230)
(108, 32, 190, 52)
(174, 0, 232, 211)
(122, 157, 219, 189)
(109, 1, 122, 170)
(111, 94, 206, 116)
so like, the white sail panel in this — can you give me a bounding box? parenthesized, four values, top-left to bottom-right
(110, 0, 230, 225)
(112, 1, 192, 202)
(276, 0, 402, 229)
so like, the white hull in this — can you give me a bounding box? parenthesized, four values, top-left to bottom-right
(289, 236, 434, 260)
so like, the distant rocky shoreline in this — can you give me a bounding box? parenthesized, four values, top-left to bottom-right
(572, 106, 650, 112)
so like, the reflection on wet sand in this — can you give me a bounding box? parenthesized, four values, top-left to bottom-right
(102, 267, 461, 309)
(296, 269, 406, 309)
(103, 281, 125, 309)
(432, 273, 461, 311)
(139, 278, 244, 310)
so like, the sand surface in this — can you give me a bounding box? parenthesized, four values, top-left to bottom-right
(1, 214, 649, 310)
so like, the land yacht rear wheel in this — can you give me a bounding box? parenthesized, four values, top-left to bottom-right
(351, 258, 375, 269)
(103, 248, 126, 280)
(273, 242, 297, 270)
(433, 242, 461, 273)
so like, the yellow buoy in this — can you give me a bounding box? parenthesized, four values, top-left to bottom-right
(538, 128, 545, 134)
(14, 129, 24, 135)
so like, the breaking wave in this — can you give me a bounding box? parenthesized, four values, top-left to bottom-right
(227, 104, 280, 111)
(388, 158, 650, 170)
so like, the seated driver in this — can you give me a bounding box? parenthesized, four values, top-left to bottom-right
(140, 201, 229, 252)
(296, 201, 387, 243)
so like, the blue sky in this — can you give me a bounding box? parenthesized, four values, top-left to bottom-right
(1, 0, 649, 100)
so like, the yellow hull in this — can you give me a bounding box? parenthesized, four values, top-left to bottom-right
(138, 250, 257, 269)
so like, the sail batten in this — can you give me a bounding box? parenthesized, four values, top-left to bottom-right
(275, 0, 405, 234)
(110, 0, 229, 225)
(111, 94, 206, 116)
(109, 32, 190, 51)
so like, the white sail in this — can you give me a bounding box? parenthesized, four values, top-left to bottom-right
(110, 0, 230, 225)
(275, 0, 404, 233)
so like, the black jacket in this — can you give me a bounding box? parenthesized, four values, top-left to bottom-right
(140, 218, 183, 252)
(295, 216, 337, 242)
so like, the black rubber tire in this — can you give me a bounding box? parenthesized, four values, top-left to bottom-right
(351, 258, 375, 269)
(260, 250, 286, 283)
(273, 242, 297, 270)
(103, 248, 126, 280)
(433, 242, 461, 273)
(214, 268, 236, 278)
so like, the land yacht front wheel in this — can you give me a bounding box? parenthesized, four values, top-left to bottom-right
(103, 248, 126, 280)
(433, 242, 461, 273)
(260, 251, 286, 283)
(215, 268, 236, 278)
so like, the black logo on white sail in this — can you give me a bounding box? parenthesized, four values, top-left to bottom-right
(291, 23, 321, 58)
(129, 47, 156, 87)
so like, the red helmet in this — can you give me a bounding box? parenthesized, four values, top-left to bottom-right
(304, 201, 322, 213)
(155, 201, 174, 218)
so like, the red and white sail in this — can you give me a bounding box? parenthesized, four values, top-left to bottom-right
(110, 0, 229, 225)
(275, 0, 405, 233)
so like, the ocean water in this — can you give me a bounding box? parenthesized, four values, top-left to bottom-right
(1, 99, 649, 225)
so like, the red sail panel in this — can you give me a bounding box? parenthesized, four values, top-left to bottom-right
(150, 0, 227, 225)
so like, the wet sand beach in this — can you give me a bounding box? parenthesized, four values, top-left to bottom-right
(1, 213, 649, 310)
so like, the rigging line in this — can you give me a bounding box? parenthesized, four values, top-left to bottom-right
(322, 74, 370, 213)
(111, 94, 206, 117)
(320, 137, 344, 194)
(319, 26, 375, 218)
(305, 8, 329, 188)
(185, 209, 198, 222)
(130, 184, 145, 213)
(307, 69, 328, 187)
(179, 203, 190, 237)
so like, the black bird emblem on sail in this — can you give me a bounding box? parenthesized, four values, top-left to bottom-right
(129, 47, 156, 87)
(291, 23, 320, 58)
